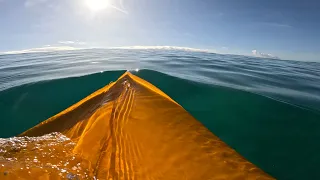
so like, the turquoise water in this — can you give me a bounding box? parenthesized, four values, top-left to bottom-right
(0, 49, 320, 179)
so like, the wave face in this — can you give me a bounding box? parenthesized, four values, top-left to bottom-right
(0, 49, 320, 179)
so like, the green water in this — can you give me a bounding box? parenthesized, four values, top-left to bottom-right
(1, 69, 320, 179)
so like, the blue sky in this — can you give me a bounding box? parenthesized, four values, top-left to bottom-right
(0, 0, 319, 61)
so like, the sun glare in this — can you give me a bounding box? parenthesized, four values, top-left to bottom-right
(85, 0, 110, 11)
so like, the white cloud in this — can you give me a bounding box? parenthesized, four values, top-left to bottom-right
(252, 49, 279, 59)
(24, 0, 47, 7)
(1, 46, 77, 55)
(109, 4, 129, 14)
(58, 41, 75, 44)
(58, 41, 86, 45)
(262, 22, 292, 28)
(111, 46, 217, 53)
(0, 45, 217, 55)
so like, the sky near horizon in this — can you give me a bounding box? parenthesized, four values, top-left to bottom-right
(0, 0, 319, 61)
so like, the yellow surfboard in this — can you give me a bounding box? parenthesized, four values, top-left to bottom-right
(2, 72, 274, 179)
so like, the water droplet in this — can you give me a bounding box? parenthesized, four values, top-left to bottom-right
(66, 173, 78, 180)
(46, 163, 52, 167)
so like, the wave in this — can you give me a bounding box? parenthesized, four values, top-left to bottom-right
(1, 69, 320, 179)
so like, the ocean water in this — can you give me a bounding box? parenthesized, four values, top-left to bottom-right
(0, 49, 320, 179)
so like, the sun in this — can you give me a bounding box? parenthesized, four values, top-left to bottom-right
(85, 0, 110, 11)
